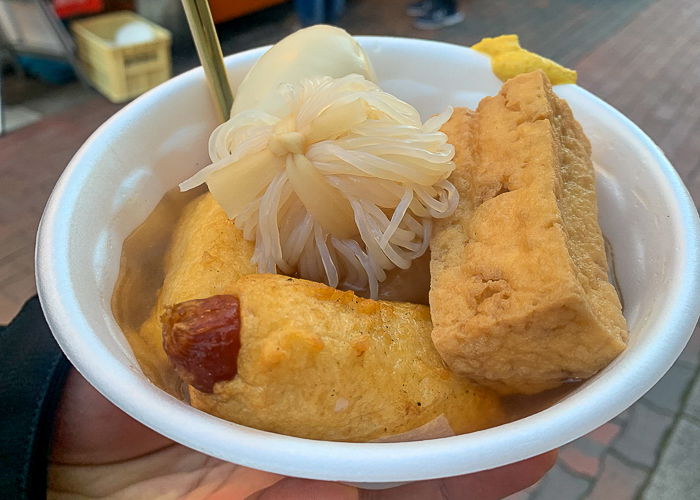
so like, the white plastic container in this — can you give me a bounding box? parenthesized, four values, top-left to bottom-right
(36, 37, 700, 486)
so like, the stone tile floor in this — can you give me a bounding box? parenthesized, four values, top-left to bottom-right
(1, 0, 699, 497)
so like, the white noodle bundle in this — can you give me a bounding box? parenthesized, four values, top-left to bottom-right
(180, 74, 458, 298)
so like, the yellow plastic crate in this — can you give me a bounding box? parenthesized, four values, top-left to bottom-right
(71, 11, 172, 103)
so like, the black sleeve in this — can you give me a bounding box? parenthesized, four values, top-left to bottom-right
(0, 297, 71, 499)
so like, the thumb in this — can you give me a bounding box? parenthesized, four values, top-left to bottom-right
(246, 478, 359, 500)
(52, 368, 172, 465)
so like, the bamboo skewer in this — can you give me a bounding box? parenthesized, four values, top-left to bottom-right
(181, 0, 233, 122)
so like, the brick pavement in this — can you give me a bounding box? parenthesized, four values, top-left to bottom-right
(0, 98, 122, 322)
(2, 0, 700, 497)
(207, 0, 654, 70)
(642, 370, 700, 499)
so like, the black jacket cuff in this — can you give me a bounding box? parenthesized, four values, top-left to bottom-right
(0, 297, 71, 499)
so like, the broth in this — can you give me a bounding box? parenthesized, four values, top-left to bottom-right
(112, 187, 204, 397)
(112, 187, 205, 333)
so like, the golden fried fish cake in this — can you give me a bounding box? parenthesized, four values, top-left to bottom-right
(431, 71, 627, 394)
(165, 274, 505, 442)
(135, 192, 256, 393)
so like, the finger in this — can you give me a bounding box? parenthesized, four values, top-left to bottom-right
(442, 450, 558, 499)
(361, 450, 558, 500)
(247, 478, 359, 500)
(52, 367, 173, 465)
(360, 480, 445, 500)
(185, 466, 285, 500)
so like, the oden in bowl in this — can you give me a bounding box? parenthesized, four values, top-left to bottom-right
(36, 36, 700, 484)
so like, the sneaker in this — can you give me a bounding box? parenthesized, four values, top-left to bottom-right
(406, 0, 433, 17)
(414, 7, 465, 30)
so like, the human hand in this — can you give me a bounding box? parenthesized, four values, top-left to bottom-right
(49, 368, 556, 499)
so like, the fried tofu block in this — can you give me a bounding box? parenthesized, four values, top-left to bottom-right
(136, 192, 256, 393)
(431, 71, 628, 394)
(181, 274, 504, 442)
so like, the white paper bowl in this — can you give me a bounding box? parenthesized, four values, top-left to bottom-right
(36, 37, 700, 484)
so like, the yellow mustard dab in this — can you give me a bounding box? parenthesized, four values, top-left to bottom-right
(472, 34, 577, 85)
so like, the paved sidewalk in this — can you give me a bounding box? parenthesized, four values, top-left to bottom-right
(0, 98, 121, 322)
(643, 373, 700, 499)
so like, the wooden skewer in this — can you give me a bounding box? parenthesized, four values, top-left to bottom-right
(181, 0, 233, 122)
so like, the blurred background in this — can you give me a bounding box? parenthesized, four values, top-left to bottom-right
(1, 1, 698, 498)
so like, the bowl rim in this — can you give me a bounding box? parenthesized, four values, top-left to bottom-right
(36, 36, 700, 482)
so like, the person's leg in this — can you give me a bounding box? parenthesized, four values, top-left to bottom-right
(414, 0, 465, 30)
(406, 0, 433, 17)
(324, 0, 346, 24)
(294, 0, 325, 27)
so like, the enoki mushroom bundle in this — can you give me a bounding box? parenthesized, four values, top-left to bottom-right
(181, 74, 458, 298)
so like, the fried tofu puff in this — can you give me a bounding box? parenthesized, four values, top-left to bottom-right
(431, 71, 627, 395)
(162, 274, 505, 442)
